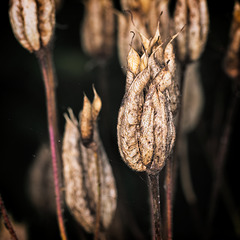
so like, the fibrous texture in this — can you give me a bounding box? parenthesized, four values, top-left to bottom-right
(62, 89, 117, 233)
(117, 24, 179, 174)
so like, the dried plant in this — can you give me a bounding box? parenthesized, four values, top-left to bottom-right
(173, 0, 209, 62)
(62, 88, 117, 239)
(117, 23, 179, 239)
(81, 0, 115, 61)
(8, 1, 67, 239)
(5, 0, 240, 239)
(28, 144, 56, 215)
(224, 1, 240, 80)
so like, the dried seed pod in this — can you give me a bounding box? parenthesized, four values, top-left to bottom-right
(139, 87, 155, 166)
(9, 0, 55, 52)
(173, 0, 209, 62)
(81, 0, 115, 60)
(149, 87, 175, 173)
(181, 61, 204, 134)
(117, 29, 178, 173)
(173, 0, 187, 62)
(147, 0, 172, 40)
(223, 1, 240, 79)
(120, 0, 151, 15)
(117, 67, 151, 172)
(28, 144, 56, 215)
(62, 91, 117, 233)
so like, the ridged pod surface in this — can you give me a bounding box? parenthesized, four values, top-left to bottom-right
(9, 0, 55, 52)
(62, 90, 117, 233)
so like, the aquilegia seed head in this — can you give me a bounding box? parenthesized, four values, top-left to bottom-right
(173, 0, 209, 62)
(117, 24, 178, 174)
(81, 0, 115, 60)
(62, 88, 117, 233)
(9, 0, 55, 52)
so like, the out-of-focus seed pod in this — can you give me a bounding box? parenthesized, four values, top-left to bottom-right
(9, 0, 55, 52)
(148, 0, 172, 40)
(173, 0, 187, 62)
(117, 23, 178, 174)
(28, 144, 56, 215)
(62, 90, 117, 233)
(224, 1, 240, 80)
(120, 0, 151, 15)
(173, 0, 209, 62)
(81, 0, 115, 60)
(181, 61, 204, 134)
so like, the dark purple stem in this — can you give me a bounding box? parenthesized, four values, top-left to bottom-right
(0, 194, 18, 240)
(36, 47, 67, 240)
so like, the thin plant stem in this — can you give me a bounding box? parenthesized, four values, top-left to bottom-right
(207, 92, 239, 234)
(36, 46, 67, 240)
(0, 194, 18, 240)
(94, 150, 102, 240)
(165, 156, 173, 240)
(148, 173, 162, 240)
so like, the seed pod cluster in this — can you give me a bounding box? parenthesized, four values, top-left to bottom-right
(81, 0, 115, 60)
(173, 0, 209, 62)
(9, 0, 55, 52)
(223, 1, 240, 80)
(62, 89, 117, 233)
(117, 25, 179, 174)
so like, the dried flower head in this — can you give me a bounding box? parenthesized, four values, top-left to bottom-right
(223, 1, 240, 80)
(62, 88, 117, 233)
(9, 0, 55, 52)
(81, 0, 115, 60)
(173, 0, 209, 62)
(117, 24, 178, 174)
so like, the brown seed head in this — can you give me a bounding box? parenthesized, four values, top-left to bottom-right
(9, 0, 55, 52)
(224, 1, 240, 80)
(117, 24, 178, 174)
(173, 0, 209, 62)
(62, 94, 117, 233)
(81, 0, 115, 60)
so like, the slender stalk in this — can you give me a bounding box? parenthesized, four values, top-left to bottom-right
(148, 173, 162, 240)
(165, 157, 173, 240)
(0, 194, 18, 240)
(36, 47, 67, 240)
(207, 92, 239, 232)
(94, 150, 102, 240)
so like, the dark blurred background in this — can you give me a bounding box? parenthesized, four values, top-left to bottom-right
(1, 0, 240, 239)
